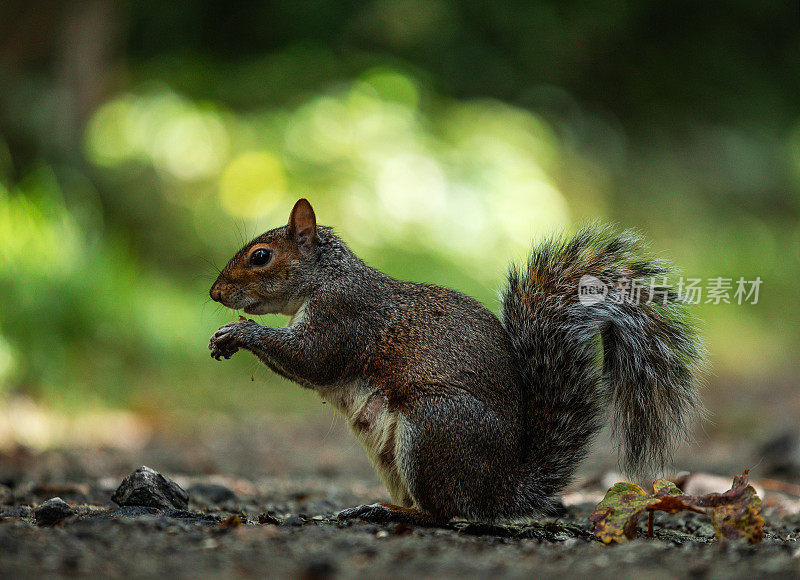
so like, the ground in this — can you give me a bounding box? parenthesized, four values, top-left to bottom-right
(1, 414, 799, 578)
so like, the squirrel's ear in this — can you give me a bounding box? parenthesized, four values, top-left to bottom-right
(288, 198, 317, 250)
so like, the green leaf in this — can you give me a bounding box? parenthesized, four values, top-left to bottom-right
(589, 482, 658, 543)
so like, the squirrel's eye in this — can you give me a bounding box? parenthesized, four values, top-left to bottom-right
(249, 248, 272, 266)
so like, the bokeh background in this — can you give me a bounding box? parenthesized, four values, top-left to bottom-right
(0, 1, 798, 475)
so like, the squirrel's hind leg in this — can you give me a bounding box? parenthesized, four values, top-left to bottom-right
(337, 503, 450, 528)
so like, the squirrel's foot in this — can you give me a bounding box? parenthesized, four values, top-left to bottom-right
(337, 503, 448, 528)
(208, 318, 257, 360)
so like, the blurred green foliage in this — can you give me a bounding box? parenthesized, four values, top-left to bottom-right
(0, 1, 797, 424)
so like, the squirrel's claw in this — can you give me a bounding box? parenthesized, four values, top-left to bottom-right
(209, 318, 260, 361)
(337, 503, 392, 523)
(209, 326, 240, 360)
(337, 503, 446, 528)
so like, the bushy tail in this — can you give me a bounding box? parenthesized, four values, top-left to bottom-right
(501, 226, 704, 495)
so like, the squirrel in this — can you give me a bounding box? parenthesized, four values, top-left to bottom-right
(209, 198, 704, 525)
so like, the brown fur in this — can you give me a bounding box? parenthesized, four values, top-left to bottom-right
(209, 200, 704, 524)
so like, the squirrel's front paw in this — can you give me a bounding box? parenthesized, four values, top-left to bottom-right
(208, 318, 256, 360)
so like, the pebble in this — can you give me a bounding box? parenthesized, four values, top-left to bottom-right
(111, 466, 189, 511)
(34, 497, 75, 526)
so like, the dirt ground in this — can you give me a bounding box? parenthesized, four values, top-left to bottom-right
(1, 414, 800, 579)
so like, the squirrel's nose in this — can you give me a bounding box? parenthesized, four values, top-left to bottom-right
(210, 286, 222, 302)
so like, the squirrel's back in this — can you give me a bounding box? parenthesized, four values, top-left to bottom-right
(364, 280, 522, 414)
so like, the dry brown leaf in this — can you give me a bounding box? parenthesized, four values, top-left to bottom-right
(589, 470, 764, 544)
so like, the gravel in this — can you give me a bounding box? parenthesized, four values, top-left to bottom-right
(1, 418, 799, 578)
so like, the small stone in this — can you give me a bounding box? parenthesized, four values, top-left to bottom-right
(111, 466, 188, 511)
(0, 484, 13, 505)
(187, 482, 236, 504)
(282, 515, 305, 526)
(202, 538, 218, 550)
(34, 497, 75, 526)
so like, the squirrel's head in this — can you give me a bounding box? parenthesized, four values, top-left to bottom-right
(210, 198, 319, 316)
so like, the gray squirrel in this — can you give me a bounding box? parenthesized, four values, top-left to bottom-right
(209, 199, 704, 525)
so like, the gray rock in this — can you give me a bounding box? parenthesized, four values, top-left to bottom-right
(34, 497, 75, 526)
(111, 466, 188, 511)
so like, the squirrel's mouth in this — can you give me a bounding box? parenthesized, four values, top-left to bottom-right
(242, 301, 268, 315)
(211, 290, 265, 314)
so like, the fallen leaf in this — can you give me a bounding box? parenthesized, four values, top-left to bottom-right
(588, 482, 654, 543)
(589, 470, 764, 544)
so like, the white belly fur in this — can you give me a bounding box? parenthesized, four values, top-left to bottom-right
(318, 381, 414, 507)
